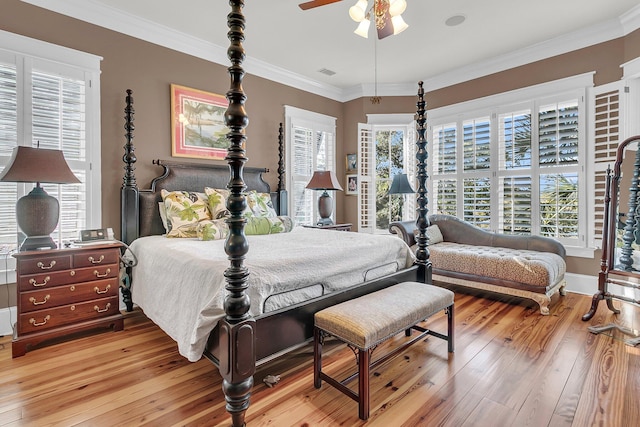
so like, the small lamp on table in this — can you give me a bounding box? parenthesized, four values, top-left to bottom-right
(388, 173, 415, 220)
(0, 146, 81, 251)
(306, 170, 343, 226)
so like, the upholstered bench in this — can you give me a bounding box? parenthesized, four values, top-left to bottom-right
(313, 281, 454, 420)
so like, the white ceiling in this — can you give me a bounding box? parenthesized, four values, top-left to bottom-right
(21, 0, 640, 101)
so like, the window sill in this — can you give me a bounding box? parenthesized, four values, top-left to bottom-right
(565, 246, 596, 259)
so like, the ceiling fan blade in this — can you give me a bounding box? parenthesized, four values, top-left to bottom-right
(299, 0, 342, 11)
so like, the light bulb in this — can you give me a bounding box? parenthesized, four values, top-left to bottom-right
(354, 18, 370, 38)
(349, 0, 368, 22)
(391, 15, 408, 35)
(389, 0, 407, 17)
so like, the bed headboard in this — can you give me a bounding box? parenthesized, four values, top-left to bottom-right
(120, 89, 287, 244)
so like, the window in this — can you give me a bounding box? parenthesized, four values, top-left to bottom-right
(428, 74, 591, 250)
(284, 106, 337, 226)
(0, 30, 101, 273)
(357, 114, 415, 233)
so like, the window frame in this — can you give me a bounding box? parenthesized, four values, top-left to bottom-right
(0, 30, 101, 284)
(284, 105, 337, 226)
(427, 73, 593, 256)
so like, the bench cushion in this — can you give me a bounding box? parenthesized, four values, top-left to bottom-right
(315, 282, 454, 349)
(428, 242, 566, 289)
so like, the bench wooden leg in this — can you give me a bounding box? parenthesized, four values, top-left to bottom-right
(314, 327, 322, 389)
(447, 303, 455, 353)
(358, 348, 370, 420)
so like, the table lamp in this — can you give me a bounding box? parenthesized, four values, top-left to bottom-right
(0, 146, 81, 251)
(306, 170, 343, 226)
(388, 173, 415, 220)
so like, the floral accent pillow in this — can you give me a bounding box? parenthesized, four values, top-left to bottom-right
(161, 189, 211, 238)
(197, 216, 295, 241)
(204, 187, 231, 219)
(196, 219, 230, 241)
(245, 190, 278, 218)
(245, 215, 295, 235)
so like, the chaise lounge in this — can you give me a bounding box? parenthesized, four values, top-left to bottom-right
(390, 214, 567, 315)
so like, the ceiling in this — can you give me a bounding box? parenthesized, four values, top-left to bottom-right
(21, 0, 640, 101)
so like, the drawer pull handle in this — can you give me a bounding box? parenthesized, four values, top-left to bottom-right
(29, 276, 50, 287)
(93, 268, 111, 278)
(37, 260, 56, 270)
(29, 315, 51, 327)
(88, 255, 105, 264)
(29, 295, 50, 306)
(94, 303, 111, 313)
(94, 284, 111, 295)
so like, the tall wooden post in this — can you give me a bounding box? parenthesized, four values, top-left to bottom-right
(219, 1, 255, 426)
(414, 81, 432, 284)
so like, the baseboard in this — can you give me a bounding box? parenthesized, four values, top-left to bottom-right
(0, 306, 16, 337)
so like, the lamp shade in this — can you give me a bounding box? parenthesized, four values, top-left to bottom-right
(388, 173, 414, 195)
(306, 170, 343, 191)
(0, 146, 81, 184)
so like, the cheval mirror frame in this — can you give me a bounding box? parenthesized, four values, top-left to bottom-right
(583, 134, 640, 346)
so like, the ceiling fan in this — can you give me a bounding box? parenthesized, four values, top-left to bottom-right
(299, 0, 408, 40)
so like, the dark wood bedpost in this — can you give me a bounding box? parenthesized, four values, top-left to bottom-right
(277, 122, 288, 215)
(414, 81, 432, 284)
(120, 89, 137, 312)
(121, 89, 138, 246)
(220, 1, 255, 426)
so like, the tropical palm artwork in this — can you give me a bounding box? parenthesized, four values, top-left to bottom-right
(171, 84, 230, 159)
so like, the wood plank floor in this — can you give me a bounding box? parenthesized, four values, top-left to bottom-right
(0, 288, 639, 427)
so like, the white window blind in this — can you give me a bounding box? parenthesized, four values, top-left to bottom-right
(0, 31, 101, 257)
(284, 106, 336, 226)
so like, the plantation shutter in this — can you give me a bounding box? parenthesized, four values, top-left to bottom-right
(357, 123, 375, 233)
(290, 124, 314, 225)
(0, 62, 18, 246)
(591, 82, 624, 248)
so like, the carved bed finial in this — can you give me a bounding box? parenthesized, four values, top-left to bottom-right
(220, 2, 255, 427)
(278, 122, 285, 192)
(414, 81, 432, 283)
(122, 89, 136, 189)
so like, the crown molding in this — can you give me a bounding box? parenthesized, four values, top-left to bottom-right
(19, 0, 640, 103)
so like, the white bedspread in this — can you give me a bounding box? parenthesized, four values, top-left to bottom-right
(129, 227, 415, 361)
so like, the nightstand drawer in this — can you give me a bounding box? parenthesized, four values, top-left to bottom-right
(20, 278, 119, 313)
(18, 263, 119, 291)
(18, 254, 72, 275)
(18, 296, 120, 334)
(73, 248, 120, 268)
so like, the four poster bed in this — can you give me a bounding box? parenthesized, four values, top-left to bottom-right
(119, 2, 433, 425)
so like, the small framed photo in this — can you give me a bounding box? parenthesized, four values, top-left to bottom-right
(171, 84, 230, 160)
(346, 174, 358, 195)
(346, 153, 357, 173)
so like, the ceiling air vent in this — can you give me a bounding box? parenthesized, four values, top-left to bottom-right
(318, 68, 336, 76)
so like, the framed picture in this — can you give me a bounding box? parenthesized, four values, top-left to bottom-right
(346, 174, 358, 195)
(346, 153, 357, 173)
(171, 84, 230, 160)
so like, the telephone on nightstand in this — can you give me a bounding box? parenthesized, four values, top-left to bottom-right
(71, 228, 115, 246)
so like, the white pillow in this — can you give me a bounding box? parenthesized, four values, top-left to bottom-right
(426, 224, 444, 244)
(158, 202, 168, 232)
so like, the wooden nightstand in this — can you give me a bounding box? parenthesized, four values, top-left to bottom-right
(303, 223, 352, 231)
(12, 242, 124, 357)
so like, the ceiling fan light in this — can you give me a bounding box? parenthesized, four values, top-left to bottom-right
(354, 18, 370, 38)
(391, 15, 408, 35)
(389, 0, 407, 17)
(349, 0, 368, 22)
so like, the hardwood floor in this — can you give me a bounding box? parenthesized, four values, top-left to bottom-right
(0, 288, 638, 427)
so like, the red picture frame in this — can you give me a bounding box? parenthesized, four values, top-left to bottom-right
(171, 84, 229, 160)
